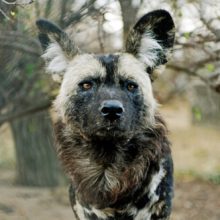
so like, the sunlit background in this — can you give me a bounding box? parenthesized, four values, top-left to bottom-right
(0, 0, 220, 219)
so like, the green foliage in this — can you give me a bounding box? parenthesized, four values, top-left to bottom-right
(205, 63, 215, 73)
(183, 32, 190, 39)
(10, 10, 16, 18)
(192, 106, 202, 121)
(34, 79, 47, 91)
(175, 169, 200, 180)
(25, 63, 35, 76)
(208, 174, 220, 185)
(175, 170, 220, 185)
(178, 10, 182, 17)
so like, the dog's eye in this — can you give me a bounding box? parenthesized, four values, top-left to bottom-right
(79, 81, 93, 91)
(127, 82, 138, 92)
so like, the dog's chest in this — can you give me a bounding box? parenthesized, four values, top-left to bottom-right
(73, 161, 166, 220)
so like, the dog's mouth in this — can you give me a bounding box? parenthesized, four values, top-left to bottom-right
(94, 124, 125, 137)
(81, 119, 129, 140)
(103, 118, 122, 128)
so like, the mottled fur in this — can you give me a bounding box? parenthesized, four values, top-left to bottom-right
(55, 115, 172, 207)
(37, 9, 175, 220)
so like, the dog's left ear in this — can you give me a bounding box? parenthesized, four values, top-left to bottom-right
(125, 10, 175, 74)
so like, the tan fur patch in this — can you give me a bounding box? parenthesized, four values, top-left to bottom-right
(54, 54, 106, 120)
(117, 53, 157, 126)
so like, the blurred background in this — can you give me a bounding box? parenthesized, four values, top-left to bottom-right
(0, 0, 220, 219)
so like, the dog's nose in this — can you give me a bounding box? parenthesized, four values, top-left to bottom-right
(100, 100, 124, 120)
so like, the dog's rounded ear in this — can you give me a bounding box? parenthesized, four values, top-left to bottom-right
(36, 19, 80, 57)
(36, 19, 80, 82)
(125, 10, 175, 76)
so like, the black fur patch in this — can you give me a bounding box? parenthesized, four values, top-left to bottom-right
(38, 33, 50, 50)
(133, 10, 175, 49)
(125, 9, 175, 71)
(97, 54, 119, 84)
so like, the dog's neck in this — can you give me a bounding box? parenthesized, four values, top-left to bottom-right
(69, 157, 171, 220)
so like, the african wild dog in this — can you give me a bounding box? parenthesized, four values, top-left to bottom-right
(37, 9, 175, 220)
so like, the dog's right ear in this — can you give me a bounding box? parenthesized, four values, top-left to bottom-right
(36, 19, 80, 81)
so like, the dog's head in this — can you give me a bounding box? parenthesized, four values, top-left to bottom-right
(37, 10, 175, 140)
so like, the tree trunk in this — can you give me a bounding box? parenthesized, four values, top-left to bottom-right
(0, 2, 63, 187)
(119, 0, 139, 43)
(11, 111, 61, 187)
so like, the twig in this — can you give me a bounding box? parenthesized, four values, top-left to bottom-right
(2, 0, 16, 4)
(167, 64, 208, 83)
(63, 0, 97, 28)
(2, 0, 33, 5)
(0, 8, 10, 20)
(97, 13, 105, 53)
(0, 98, 53, 125)
(167, 63, 220, 93)
(0, 41, 40, 56)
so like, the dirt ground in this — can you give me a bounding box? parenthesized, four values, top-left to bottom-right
(0, 98, 220, 220)
(0, 170, 73, 220)
(0, 171, 219, 220)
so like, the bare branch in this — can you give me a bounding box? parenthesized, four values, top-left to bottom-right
(0, 31, 40, 47)
(2, 0, 33, 5)
(59, 0, 68, 28)
(44, 0, 52, 18)
(167, 63, 220, 93)
(63, 0, 97, 28)
(200, 15, 218, 37)
(0, 41, 40, 56)
(2, 0, 16, 4)
(0, 0, 34, 22)
(167, 63, 207, 82)
(0, 8, 10, 20)
(0, 98, 53, 126)
(97, 13, 105, 53)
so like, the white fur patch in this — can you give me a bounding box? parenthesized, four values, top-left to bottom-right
(74, 200, 87, 220)
(84, 206, 112, 219)
(134, 160, 166, 220)
(42, 42, 69, 81)
(148, 160, 166, 203)
(118, 53, 157, 126)
(135, 209, 152, 220)
(138, 32, 163, 68)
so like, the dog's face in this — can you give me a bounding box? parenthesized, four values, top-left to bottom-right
(37, 10, 175, 140)
(55, 53, 155, 140)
